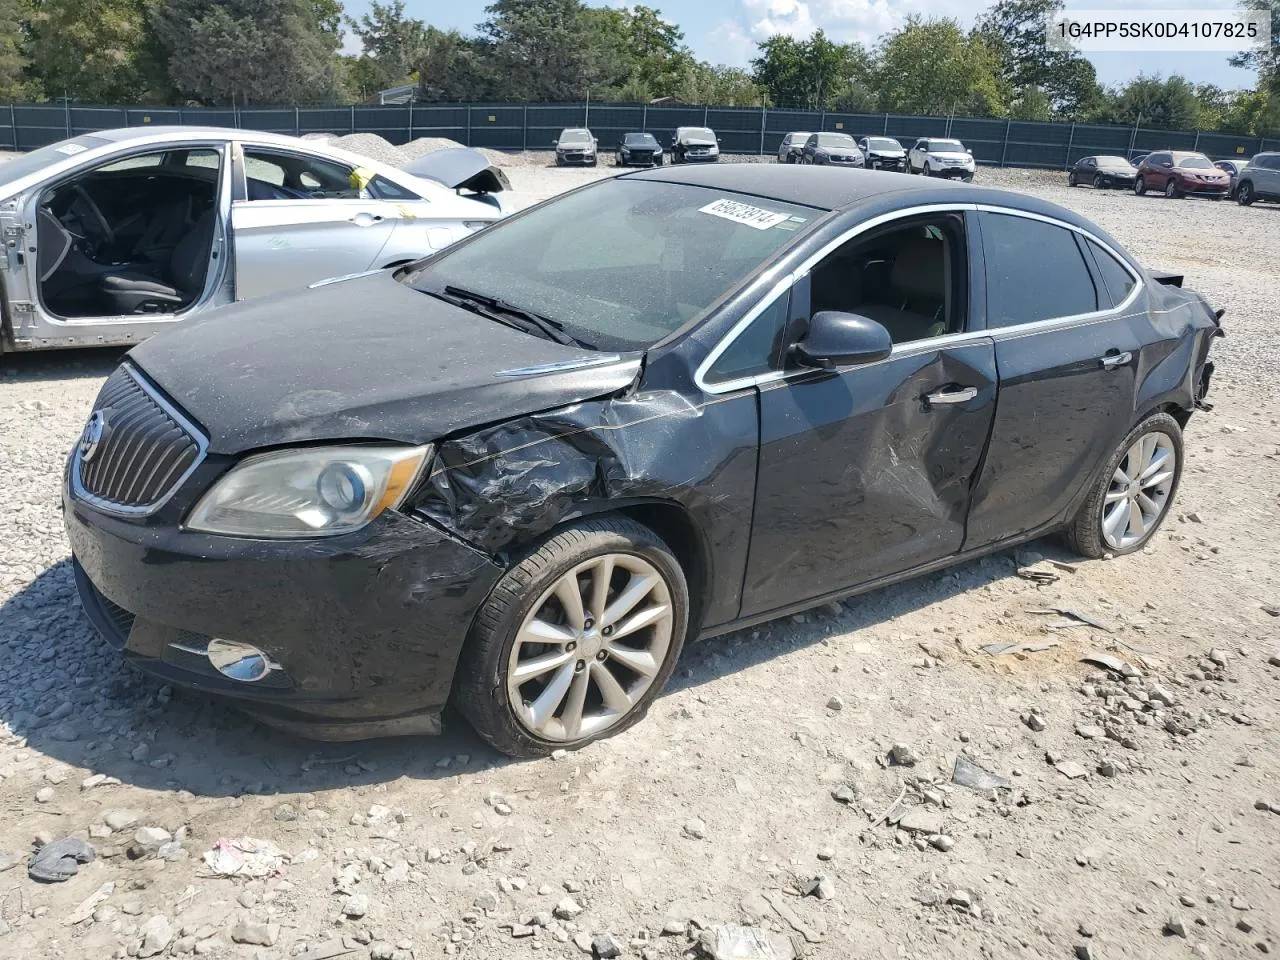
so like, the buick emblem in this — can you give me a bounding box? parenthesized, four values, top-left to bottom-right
(79, 411, 106, 463)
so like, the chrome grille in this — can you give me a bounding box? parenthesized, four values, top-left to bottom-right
(74, 365, 206, 514)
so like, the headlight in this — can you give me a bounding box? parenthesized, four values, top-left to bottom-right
(186, 445, 431, 538)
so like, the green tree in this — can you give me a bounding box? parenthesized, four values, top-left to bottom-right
(0, 0, 33, 101)
(348, 1, 428, 94)
(479, 0, 607, 102)
(976, 0, 1102, 117)
(152, 0, 344, 104)
(417, 27, 495, 102)
(1230, 0, 1280, 95)
(1097, 74, 1199, 129)
(874, 17, 1008, 117)
(1010, 85, 1053, 120)
(752, 31, 871, 109)
(582, 4, 687, 101)
(676, 62, 762, 106)
(26, 0, 168, 102)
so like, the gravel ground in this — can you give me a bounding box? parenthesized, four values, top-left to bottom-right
(0, 155, 1278, 960)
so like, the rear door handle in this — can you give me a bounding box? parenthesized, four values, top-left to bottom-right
(1100, 351, 1132, 369)
(924, 386, 978, 406)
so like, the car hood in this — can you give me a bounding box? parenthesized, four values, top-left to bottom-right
(868, 149, 906, 157)
(401, 148, 511, 194)
(680, 138, 717, 147)
(127, 272, 641, 456)
(931, 152, 972, 162)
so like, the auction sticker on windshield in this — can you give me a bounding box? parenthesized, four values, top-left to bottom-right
(699, 198, 791, 230)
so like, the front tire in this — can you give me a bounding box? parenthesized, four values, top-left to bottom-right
(1064, 412, 1183, 559)
(1134, 176, 1146, 196)
(1094, 173, 1106, 188)
(453, 517, 689, 758)
(1165, 180, 1181, 199)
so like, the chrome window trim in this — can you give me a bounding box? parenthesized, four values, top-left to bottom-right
(694, 202, 1145, 396)
(70, 364, 209, 518)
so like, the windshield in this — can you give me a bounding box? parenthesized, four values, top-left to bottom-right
(926, 140, 966, 152)
(0, 135, 110, 190)
(1096, 156, 1132, 168)
(404, 179, 818, 352)
(681, 128, 715, 140)
(816, 134, 855, 148)
(560, 130, 592, 143)
(786, 132, 811, 143)
(1178, 156, 1213, 169)
(867, 138, 901, 151)
(624, 133, 655, 145)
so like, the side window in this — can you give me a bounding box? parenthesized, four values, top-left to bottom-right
(1087, 240, 1137, 308)
(368, 175, 421, 201)
(704, 291, 790, 385)
(243, 149, 360, 201)
(980, 212, 1098, 326)
(807, 214, 967, 345)
(95, 153, 164, 172)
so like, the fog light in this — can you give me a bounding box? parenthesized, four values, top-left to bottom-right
(206, 638, 279, 683)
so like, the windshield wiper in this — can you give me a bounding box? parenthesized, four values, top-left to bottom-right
(441, 285, 591, 348)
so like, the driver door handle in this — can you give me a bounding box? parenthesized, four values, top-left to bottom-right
(924, 386, 978, 406)
(1100, 351, 1132, 369)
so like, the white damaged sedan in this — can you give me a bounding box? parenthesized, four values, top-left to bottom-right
(0, 127, 509, 354)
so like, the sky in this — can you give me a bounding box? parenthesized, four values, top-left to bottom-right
(343, 0, 1261, 91)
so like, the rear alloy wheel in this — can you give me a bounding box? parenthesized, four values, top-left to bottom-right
(1165, 180, 1182, 199)
(1238, 181, 1255, 206)
(453, 517, 688, 757)
(1065, 412, 1183, 559)
(1069, 173, 1078, 187)
(1134, 176, 1146, 195)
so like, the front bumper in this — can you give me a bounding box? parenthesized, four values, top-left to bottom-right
(1179, 182, 1229, 196)
(930, 165, 974, 179)
(556, 153, 596, 165)
(821, 157, 863, 167)
(867, 157, 906, 171)
(621, 151, 661, 166)
(64, 484, 503, 740)
(681, 150, 719, 162)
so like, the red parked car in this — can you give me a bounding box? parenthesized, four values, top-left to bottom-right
(1133, 151, 1231, 199)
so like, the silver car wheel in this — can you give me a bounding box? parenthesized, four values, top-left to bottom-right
(1101, 432, 1177, 550)
(506, 553, 673, 742)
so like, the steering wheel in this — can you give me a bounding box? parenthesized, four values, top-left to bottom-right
(71, 184, 115, 246)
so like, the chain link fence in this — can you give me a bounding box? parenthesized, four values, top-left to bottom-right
(2, 101, 1276, 166)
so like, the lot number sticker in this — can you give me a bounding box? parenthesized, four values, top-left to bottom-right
(699, 198, 790, 230)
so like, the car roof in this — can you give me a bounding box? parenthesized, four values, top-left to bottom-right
(623, 164, 1097, 223)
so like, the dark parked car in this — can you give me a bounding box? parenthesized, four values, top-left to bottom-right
(1134, 151, 1230, 199)
(1129, 152, 1150, 168)
(1234, 152, 1280, 205)
(1069, 155, 1137, 189)
(801, 132, 864, 167)
(66, 166, 1221, 757)
(858, 136, 907, 171)
(553, 128, 598, 166)
(777, 131, 811, 163)
(671, 126, 720, 163)
(615, 132, 663, 167)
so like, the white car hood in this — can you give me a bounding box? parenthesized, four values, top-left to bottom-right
(931, 153, 973, 162)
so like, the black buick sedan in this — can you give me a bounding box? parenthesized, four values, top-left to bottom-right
(65, 166, 1221, 757)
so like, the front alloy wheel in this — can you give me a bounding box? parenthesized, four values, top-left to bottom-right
(453, 517, 688, 757)
(1065, 412, 1183, 558)
(1165, 180, 1181, 199)
(1134, 176, 1146, 195)
(1094, 173, 1106, 188)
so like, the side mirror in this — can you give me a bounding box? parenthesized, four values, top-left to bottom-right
(717, 138, 722, 143)
(791, 312, 892, 370)
(1160, 161, 1172, 167)
(551, 140, 559, 146)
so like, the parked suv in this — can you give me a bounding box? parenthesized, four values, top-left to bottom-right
(671, 127, 720, 163)
(858, 136, 907, 171)
(1235, 152, 1280, 206)
(1133, 151, 1229, 199)
(801, 132, 864, 167)
(907, 138, 975, 180)
(777, 131, 811, 163)
(553, 128, 597, 166)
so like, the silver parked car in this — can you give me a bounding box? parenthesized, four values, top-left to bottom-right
(0, 127, 507, 354)
(1235, 152, 1280, 206)
(777, 131, 811, 164)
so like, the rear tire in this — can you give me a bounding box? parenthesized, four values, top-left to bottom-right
(453, 517, 689, 758)
(1238, 181, 1255, 206)
(1064, 412, 1184, 559)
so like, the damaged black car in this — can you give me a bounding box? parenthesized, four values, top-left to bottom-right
(65, 165, 1222, 757)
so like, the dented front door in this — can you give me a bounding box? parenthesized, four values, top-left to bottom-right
(741, 340, 997, 616)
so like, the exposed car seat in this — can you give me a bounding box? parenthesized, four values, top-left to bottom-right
(129, 196, 194, 263)
(97, 210, 215, 314)
(855, 236, 949, 343)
